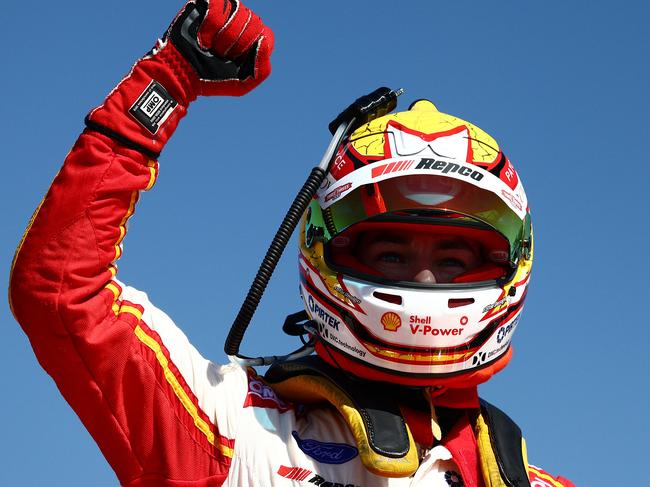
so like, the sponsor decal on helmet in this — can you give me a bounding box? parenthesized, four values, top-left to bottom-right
(333, 285, 361, 304)
(483, 297, 508, 313)
(244, 372, 291, 412)
(410, 324, 465, 336)
(487, 342, 509, 359)
(325, 183, 352, 202)
(409, 315, 431, 324)
(292, 431, 359, 464)
(501, 189, 523, 211)
(308, 295, 340, 331)
(501, 156, 520, 191)
(476, 327, 516, 365)
(328, 332, 367, 358)
(472, 351, 488, 366)
(370, 159, 416, 178)
(381, 312, 402, 331)
(331, 149, 350, 176)
(414, 158, 484, 181)
(496, 316, 520, 344)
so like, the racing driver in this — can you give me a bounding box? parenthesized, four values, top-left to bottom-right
(9, 0, 575, 486)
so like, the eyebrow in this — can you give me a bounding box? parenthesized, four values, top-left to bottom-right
(368, 233, 409, 245)
(436, 239, 479, 252)
(366, 233, 480, 252)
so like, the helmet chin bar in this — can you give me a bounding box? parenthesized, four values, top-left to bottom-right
(225, 88, 403, 366)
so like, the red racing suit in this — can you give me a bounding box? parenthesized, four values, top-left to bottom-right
(9, 128, 576, 487)
(8, 2, 574, 482)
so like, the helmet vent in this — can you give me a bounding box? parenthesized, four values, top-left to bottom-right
(373, 291, 403, 305)
(448, 298, 475, 308)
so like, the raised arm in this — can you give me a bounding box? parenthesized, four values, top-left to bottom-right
(9, 1, 273, 485)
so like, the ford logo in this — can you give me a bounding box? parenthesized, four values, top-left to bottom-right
(292, 431, 358, 464)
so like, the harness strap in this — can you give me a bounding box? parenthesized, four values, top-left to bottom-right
(265, 356, 419, 477)
(264, 356, 531, 485)
(478, 400, 531, 487)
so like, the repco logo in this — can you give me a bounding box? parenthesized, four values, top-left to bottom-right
(415, 158, 484, 181)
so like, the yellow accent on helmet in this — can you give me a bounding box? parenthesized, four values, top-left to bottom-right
(347, 99, 501, 164)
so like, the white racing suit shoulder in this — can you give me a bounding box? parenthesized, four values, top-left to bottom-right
(119, 281, 464, 486)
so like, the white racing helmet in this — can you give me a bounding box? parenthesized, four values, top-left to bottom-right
(298, 100, 533, 387)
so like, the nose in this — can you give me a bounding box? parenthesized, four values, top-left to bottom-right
(413, 269, 437, 283)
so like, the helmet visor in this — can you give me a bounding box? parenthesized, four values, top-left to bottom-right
(319, 157, 526, 263)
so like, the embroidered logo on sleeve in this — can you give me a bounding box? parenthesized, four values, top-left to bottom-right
(244, 370, 291, 412)
(129, 80, 178, 134)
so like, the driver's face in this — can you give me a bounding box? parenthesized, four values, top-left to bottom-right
(355, 229, 485, 283)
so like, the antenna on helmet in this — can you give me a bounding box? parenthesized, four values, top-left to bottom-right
(224, 87, 403, 366)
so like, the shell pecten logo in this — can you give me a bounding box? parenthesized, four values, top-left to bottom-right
(380, 312, 402, 332)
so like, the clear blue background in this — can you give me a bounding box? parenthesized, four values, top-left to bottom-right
(2, 1, 648, 485)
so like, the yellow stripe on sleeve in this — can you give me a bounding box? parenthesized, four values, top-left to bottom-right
(113, 192, 138, 261)
(119, 305, 143, 321)
(133, 325, 234, 458)
(145, 160, 157, 191)
(105, 282, 120, 299)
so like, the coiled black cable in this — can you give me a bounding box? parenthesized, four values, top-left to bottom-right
(224, 166, 327, 356)
(224, 87, 402, 360)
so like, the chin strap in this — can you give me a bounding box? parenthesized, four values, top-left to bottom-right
(264, 356, 531, 485)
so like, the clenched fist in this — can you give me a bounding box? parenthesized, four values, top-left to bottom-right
(165, 0, 273, 96)
(86, 0, 274, 157)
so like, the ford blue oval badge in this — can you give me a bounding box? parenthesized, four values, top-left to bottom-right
(292, 431, 358, 464)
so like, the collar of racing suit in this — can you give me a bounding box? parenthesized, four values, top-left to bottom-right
(264, 355, 531, 486)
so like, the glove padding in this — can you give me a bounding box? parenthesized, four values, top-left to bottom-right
(86, 0, 273, 158)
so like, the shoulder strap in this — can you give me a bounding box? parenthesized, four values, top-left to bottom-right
(264, 356, 533, 485)
(265, 356, 419, 477)
(477, 399, 531, 487)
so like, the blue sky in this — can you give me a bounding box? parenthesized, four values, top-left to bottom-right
(1, 1, 649, 485)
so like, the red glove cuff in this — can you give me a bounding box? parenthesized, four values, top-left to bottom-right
(86, 41, 199, 158)
(85, 0, 274, 158)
